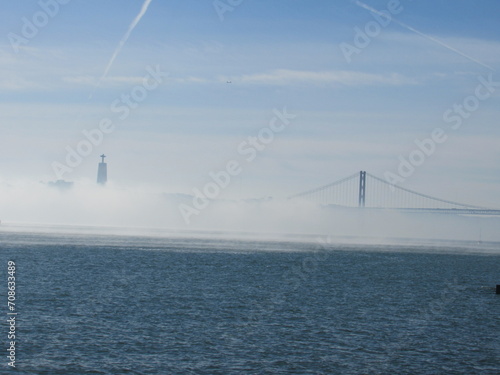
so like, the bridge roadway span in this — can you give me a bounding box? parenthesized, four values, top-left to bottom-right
(324, 206, 500, 216)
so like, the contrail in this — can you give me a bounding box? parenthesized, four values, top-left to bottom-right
(353, 0, 495, 72)
(99, 0, 154, 84)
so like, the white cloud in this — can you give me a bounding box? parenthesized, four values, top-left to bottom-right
(173, 76, 209, 84)
(235, 69, 418, 86)
(62, 75, 145, 86)
(0, 75, 41, 91)
(62, 75, 97, 86)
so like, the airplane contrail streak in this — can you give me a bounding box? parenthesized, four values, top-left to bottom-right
(100, 0, 154, 83)
(353, 0, 495, 72)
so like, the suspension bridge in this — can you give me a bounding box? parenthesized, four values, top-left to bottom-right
(289, 171, 500, 216)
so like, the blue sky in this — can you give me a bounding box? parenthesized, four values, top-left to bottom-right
(1, 0, 500, 220)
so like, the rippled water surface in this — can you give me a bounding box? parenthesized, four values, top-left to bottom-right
(0, 228, 499, 374)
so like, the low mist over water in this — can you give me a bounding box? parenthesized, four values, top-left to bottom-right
(1, 179, 499, 242)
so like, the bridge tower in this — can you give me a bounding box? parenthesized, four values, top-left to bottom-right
(358, 170, 366, 207)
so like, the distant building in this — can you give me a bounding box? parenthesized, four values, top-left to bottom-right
(48, 180, 74, 191)
(97, 154, 107, 185)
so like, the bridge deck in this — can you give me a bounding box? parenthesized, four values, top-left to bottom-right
(325, 206, 500, 216)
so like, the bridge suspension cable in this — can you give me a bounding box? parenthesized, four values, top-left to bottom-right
(288, 172, 359, 201)
(289, 170, 487, 210)
(365, 173, 484, 210)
